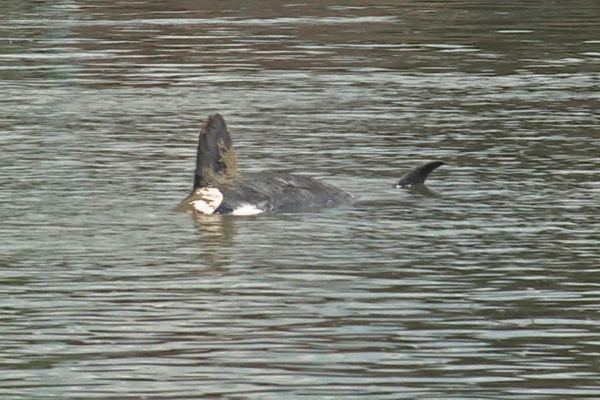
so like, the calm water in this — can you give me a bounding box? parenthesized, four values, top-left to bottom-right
(1, 1, 600, 398)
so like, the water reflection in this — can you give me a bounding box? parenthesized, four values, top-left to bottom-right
(192, 214, 237, 264)
(1, 0, 600, 398)
(407, 184, 441, 198)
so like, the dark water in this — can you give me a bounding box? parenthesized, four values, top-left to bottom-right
(1, 1, 600, 398)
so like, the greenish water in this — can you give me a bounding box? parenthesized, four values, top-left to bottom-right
(1, 1, 599, 398)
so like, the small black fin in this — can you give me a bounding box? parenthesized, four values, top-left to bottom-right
(193, 113, 238, 189)
(395, 161, 444, 188)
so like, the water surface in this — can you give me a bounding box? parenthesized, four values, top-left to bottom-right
(1, 1, 600, 398)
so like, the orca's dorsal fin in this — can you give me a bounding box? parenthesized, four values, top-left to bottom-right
(193, 113, 238, 189)
(395, 161, 444, 188)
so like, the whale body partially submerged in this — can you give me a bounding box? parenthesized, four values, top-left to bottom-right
(177, 113, 443, 215)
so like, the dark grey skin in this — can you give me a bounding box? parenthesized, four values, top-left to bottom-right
(394, 161, 444, 188)
(177, 113, 353, 214)
(214, 173, 354, 214)
(177, 113, 442, 215)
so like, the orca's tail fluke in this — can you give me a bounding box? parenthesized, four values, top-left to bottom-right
(193, 113, 238, 189)
(395, 161, 444, 188)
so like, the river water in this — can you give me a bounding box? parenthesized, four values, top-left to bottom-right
(1, 1, 599, 399)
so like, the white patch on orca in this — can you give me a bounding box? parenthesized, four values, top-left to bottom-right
(190, 187, 223, 214)
(231, 204, 264, 216)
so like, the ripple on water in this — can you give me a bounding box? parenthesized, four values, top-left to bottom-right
(1, 0, 600, 398)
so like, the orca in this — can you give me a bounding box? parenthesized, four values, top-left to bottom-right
(177, 113, 443, 215)
(394, 161, 444, 188)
